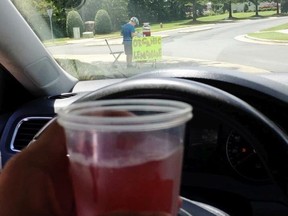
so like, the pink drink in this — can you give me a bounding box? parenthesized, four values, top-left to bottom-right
(58, 100, 192, 216)
(69, 145, 183, 216)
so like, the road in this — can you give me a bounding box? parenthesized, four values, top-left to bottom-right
(48, 16, 288, 73)
(162, 16, 288, 73)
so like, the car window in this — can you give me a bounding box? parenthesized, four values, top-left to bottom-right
(11, 0, 288, 80)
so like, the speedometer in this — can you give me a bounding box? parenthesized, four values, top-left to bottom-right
(226, 130, 270, 181)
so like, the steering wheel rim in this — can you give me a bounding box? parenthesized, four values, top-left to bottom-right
(76, 76, 288, 203)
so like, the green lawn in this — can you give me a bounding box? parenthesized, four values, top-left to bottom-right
(187, 11, 277, 22)
(248, 32, 288, 41)
(261, 23, 288, 31)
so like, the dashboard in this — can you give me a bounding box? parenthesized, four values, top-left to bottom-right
(1, 69, 288, 216)
(184, 116, 269, 182)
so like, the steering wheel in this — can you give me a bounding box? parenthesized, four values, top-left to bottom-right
(74, 76, 288, 214)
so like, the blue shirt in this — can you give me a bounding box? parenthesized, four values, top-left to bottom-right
(121, 23, 135, 42)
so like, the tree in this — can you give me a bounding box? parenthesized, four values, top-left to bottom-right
(11, 0, 61, 39)
(179, 0, 208, 22)
(128, 0, 156, 23)
(11, 0, 84, 38)
(102, 0, 129, 31)
(249, 0, 259, 16)
(78, 0, 128, 31)
(189, 0, 198, 22)
(227, 0, 233, 18)
(276, 0, 280, 14)
(244, 3, 249, 12)
(78, 0, 104, 22)
(249, 0, 273, 16)
(210, 0, 236, 19)
(166, 0, 186, 21)
(212, 0, 255, 19)
(127, 0, 186, 23)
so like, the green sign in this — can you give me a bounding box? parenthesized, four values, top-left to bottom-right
(132, 36, 162, 62)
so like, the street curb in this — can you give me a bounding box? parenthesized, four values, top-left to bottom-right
(178, 26, 213, 33)
(244, 35, 288, 45)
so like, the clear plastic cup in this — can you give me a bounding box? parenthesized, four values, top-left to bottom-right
(57, 99, 193, 216)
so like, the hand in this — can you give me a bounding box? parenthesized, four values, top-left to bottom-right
(0, 119, 75, 216)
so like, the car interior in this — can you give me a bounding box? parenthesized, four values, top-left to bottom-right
(1, 0, 288, 215)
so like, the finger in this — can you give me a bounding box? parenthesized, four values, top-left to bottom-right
(24, 118, 68, 170)
(24, 118, 75, 211)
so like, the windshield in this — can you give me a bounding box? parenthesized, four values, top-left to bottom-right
(11, 0, 288, 80)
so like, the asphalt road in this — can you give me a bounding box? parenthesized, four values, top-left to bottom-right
(162, 16, 288, 73)
(48, 16, 288, 73)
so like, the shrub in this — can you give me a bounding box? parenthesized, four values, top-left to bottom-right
(281, 0, 288, 13)
(244, 4, 249, 12)
(94, 9, 112, 34)
(66, 10, 85, 38)
(203, 10, 216, 16)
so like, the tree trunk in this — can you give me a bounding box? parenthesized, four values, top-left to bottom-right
(276, 0, 280, 14)
(192, 0, 197, 22)
(255, 0, 259, 16)
(229, 0, 233, 19)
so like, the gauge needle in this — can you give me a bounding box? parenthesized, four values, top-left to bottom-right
(235, 150, 256, 166)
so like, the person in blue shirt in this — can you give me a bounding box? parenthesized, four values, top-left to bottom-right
(121, 17, 139, 68)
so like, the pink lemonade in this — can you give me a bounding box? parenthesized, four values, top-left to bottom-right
(69, 146, 184, 216)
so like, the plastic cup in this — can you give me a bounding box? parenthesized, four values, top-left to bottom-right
(57, 99, 193, 216)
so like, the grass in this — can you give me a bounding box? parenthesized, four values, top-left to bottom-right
(44, 37, 71, 46)
(248, 32, 288, 41)
(261, 23, 288, 31)
(230, 10, 277, 19)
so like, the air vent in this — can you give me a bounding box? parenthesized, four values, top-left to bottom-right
(11, 117, 53, 152)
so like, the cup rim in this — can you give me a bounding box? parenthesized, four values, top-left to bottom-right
(57, 99, 192, 131)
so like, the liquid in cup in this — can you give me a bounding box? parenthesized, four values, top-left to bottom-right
(57, 99, 192, 216)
